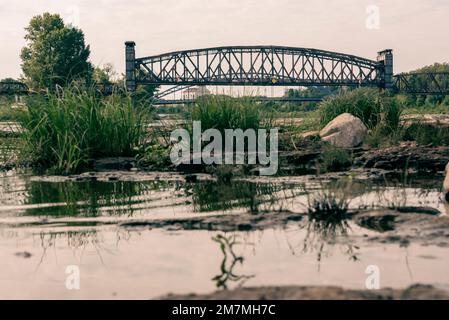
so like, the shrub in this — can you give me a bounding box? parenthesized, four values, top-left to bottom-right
(19, 87, 149, 174)
(319, 88, 402, 131)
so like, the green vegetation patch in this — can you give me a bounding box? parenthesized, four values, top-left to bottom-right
(19, 87, 150, 174)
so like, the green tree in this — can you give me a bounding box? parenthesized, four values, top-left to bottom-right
(21, 13, 92, 89)
(92, 63, 116, 86)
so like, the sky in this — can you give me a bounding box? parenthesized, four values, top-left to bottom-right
(1, 0, 448, 80)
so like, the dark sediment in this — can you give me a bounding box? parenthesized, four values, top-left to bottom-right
(162, 284, 449, 300)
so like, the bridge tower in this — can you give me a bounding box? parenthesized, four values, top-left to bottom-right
(377, 49, 394, 90)
(125, 41, 136, 91)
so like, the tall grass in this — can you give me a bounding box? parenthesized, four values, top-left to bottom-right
(319, 88, 402, 131)
(190, 95, 262, 132)
(19, 87, 149, 174)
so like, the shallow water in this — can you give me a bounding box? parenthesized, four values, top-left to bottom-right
(0, 169, 448, 299)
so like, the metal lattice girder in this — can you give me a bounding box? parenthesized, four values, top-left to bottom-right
(135, 46, 383, 87)
(153, 85, 194, 99)
(0, 81, 28, 94)
(393, 72, 449, 95)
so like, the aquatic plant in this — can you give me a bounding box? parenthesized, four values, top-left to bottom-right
(307, 189, 350, 221)
(303, 186, 358, 268)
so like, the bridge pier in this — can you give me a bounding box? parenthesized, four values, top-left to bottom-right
(377, 49, 394, 90)
(125, 41, 136, 91)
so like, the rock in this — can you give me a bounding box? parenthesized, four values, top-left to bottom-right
(319, 113, 367, 148)
(444, 163, 449, 202)
(355, 143, 449, 171)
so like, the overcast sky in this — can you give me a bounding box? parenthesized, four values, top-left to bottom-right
(1, 0, 448, 79)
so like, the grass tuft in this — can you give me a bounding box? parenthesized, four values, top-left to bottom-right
(19, 86, 149, 174)
(319, 88, 402, 131)
(190, 95, 262, 133)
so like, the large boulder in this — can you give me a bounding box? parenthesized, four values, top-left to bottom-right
(444, 163, 449, 202)
(320, 113, 368, 148)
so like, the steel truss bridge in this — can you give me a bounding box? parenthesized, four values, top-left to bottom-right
(133, 46, 383, 88)
(124, 43, 449, 103)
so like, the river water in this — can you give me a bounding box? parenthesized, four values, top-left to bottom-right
(0, 168, 448, 299)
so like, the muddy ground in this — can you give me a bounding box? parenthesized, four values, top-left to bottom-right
(162, 284, 449, 300)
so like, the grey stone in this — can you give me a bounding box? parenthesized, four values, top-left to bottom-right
(319, 113, 367, 148)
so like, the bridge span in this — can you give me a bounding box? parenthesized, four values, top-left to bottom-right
(126, 42, 393, 91)
(125, 42, 449, 100)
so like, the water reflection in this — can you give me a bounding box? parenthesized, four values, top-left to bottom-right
(0, 169, 447, 298)
(211, 234, 254, 289)
(2, 170, 444, 221)
(302, 214, 359, 269)
(189, 181, 299, 213)
(2, 174, 302, 218)
(24, 180, 163, 217)
(30, 228, 133, 270)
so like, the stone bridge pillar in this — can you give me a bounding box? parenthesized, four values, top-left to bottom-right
(377, 49, 394, 90)
(125, 41, 136, 91)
